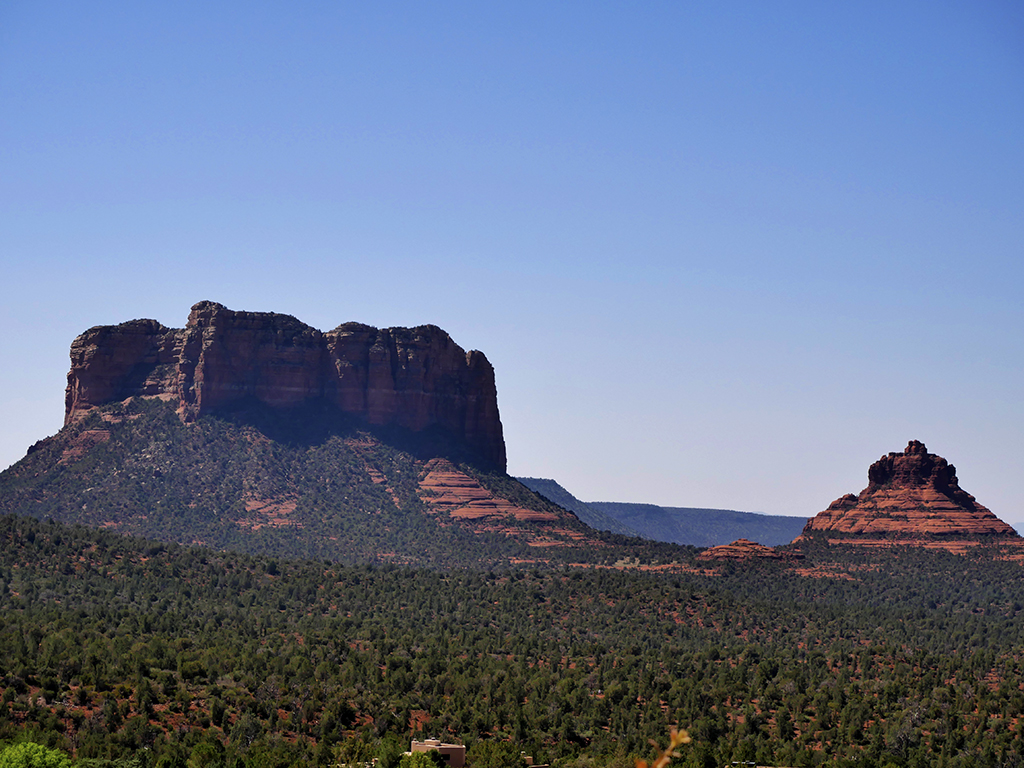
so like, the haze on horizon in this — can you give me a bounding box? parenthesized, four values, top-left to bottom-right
(1, 2, 1021, 524)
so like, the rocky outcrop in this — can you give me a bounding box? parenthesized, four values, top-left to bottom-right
(418, 459, 591, 548)
(420, 459, 561, 523)
(697, 538, 798, 562)
(65, 301, 506, 468)
(800, 440, 1015, 540)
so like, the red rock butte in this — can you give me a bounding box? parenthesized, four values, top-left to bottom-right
(801, 440, 1016, 541)
(64, 301, 506, 469)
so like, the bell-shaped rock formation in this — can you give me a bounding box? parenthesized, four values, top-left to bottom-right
(65, 301, 506, 468)
(801, 440, 1015, 540)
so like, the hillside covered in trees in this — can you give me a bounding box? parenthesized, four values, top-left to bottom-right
(2, 512, 1024, 768)
(1, 398, 692, 568)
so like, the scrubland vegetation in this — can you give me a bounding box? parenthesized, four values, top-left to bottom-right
(2, 513, 1023, 768)
(0, 399, 684, 569)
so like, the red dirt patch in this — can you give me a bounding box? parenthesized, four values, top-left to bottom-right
(236, 496, 301, 530)
(59, 429, 111, 464)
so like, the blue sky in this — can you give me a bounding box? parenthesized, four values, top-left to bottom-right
(2, 1, 1022, 522)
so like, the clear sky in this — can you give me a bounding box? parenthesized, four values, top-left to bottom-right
(2, 2, 1022, 523)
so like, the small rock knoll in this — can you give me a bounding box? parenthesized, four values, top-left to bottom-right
(697, 539, 793, 562)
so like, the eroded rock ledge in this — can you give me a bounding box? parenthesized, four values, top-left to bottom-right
(65, 301, 506, 468)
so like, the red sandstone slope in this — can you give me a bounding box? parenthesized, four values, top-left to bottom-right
(418, 459, 593, 548)
(64, 301, 505, 468)
(799, 440, 1017, 547)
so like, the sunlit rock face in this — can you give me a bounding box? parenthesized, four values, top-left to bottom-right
(65, 301, 506, 469)
(801, 440, 1015, 539)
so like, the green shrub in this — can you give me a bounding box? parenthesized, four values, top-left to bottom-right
(0, 743, 72, 768)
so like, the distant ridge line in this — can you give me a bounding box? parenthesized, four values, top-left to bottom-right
(515, 477, 638, 537)
(516, 477, 808, 548)
(587, 501, 808, 548)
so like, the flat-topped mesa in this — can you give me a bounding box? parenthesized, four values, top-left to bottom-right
(801, 440, 1015, 540)
(65, 301, 506, 469)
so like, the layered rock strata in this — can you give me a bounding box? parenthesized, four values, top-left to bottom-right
(697, 539, 791, 562)
(420, 459, 561, 522)
(801, 440, 1014, 540)
(418, 459, 586, 547)
(65, 301, 506, 468)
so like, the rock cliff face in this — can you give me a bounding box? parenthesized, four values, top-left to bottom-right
(801, 440, 1014, 540)
(65, 301, 506, 468)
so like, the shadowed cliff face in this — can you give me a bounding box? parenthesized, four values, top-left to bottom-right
(801, 440, 1015, 542)
(65, 301, 506, 469)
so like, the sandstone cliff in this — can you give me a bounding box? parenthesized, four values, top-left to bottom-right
(800, 440, 1015, 542)
(65, 301, 506, 468)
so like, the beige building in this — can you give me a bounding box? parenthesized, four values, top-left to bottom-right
(409, 739, 466, 768)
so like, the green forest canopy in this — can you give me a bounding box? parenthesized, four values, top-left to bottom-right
(1, 512, 1023, 768)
